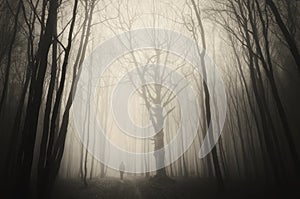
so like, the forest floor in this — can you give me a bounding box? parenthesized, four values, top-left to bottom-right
(52, 176, 300, 199)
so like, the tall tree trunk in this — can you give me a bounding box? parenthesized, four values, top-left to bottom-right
(16, 1, 58, 197)
(0, 0, 21, 113)
(266, 0, 300, 75)
(190, 0, 224, 190)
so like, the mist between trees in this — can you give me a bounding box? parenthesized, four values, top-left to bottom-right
(0, 0, 299, 199)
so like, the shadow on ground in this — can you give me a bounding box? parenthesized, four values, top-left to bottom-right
(51, 177, 300, 199)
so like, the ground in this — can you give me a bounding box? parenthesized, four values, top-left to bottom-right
(51, 176, 300, 199)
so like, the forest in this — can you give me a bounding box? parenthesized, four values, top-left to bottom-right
(0, 0, 299, 199)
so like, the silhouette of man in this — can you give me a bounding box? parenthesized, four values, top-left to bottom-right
(119, 161, 125, 181)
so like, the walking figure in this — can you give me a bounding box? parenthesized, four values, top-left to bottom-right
(119, 161, 125, 181)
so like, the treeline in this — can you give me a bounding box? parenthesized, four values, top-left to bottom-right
(0, 0, 299, 198)
(0, 0, 97, 198)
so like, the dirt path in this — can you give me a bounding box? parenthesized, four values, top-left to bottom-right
(52, 177, 143, 199)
